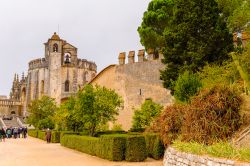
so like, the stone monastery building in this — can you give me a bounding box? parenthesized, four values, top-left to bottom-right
(1, 33, 97, 116)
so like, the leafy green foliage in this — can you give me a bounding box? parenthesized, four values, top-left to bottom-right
(54, 85, 123, 136)
(138, 0, 175, 51)
(198, 62, 239, 88)
(61, 135, 99, 156)
(61, 134, 148, 162)
(216, 0, 250, 31)
(144, 133, 165, 159)
(125, 135, 147, 162)
(27, 130, 38, 138)
(174, 71, 202, 103)
(27, 96, 57, 129)
(75, 85, 122, 136)
(98, 135, 127, 161)
(231, 43, 250, 93)
(160, 0, 233, 92)
(132, 99, 163, 130)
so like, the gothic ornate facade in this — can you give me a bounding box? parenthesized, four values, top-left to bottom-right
(6, 33, 97, 116)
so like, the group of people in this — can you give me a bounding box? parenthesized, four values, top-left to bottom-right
(0, 126, 28, 141)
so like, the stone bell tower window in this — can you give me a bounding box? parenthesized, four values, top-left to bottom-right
(65, 80, 70, 92)
(64, 53, 71, 64)
(53, 43, 58, 52)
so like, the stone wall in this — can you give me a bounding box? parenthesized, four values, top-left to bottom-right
(164, 147, 250, 166)
(90, 51, 173, 130)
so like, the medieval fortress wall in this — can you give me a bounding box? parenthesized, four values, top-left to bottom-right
(90, 50, 173, 130)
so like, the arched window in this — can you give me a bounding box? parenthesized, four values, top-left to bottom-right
(65, 80, 70, 92)
(53, 43, 58, 52)
(64, 53, 71, 64)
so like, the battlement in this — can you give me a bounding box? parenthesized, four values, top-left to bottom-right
(77, 59, 97, 71)
(118, 49, 162, 65)
(28, 58, 48, 70)
(0, 99, 22, 107)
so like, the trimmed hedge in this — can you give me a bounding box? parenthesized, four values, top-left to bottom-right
(61, 135, 99, 156)
(125, 135, 147, 162)
(60, 131, 79, 139)
(51, 131, 61, 143)
(98, 134, 127, 161)
(144, 133, 164, 159)
(37, 131, 46, 141)
(61, 134, 148, 162)
(27, 130, 38, 138)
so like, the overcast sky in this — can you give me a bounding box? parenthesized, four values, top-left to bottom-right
(0, 0, 151, 96)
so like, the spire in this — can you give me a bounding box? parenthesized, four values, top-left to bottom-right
(22, 72, 25, 81)
(16, 74, 19, 82)
(14, 73, 17, 82)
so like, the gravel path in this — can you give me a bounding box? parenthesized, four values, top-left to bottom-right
(0, 137, 162, 166)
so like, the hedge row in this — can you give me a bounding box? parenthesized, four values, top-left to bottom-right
(27, 130, 38, 138)
(61, 134, 147, 162)
(144, 133, 164, 159)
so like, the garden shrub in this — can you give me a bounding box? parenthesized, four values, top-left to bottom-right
(27, 130, 38, 138)
(60, 131, 79, 140)
(181, 86, 243, 145)
(98, 134, 127, 161)
(51, 131, 61, 143)
(131, 99, 163, 130)
(144, 133, 164, 159)
(125, 135, 147, 162)
(61, 135, 99, 156)
(148, 104, 185, 145)
(174, 71, 202, 103)
(37, 130, 46, 141)
(94, 130, 126, 137)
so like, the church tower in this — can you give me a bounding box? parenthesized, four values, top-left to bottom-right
(44, 32, 64, 103)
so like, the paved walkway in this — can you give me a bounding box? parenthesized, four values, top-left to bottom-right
(0, 137, 162, 166)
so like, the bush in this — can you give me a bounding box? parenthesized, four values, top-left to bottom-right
(132, 99, 163, 130)
(37, 131, 46, 141)
(150, 85, 243, 146)
(125, 135, 147, 162)
(60, 131, 79, 140)
(98, 134, 127, 161)
(27, 130, 38, 138)
(144, 133, 164, 159)
(51, 131, 61, 143)
(148, 104, 185, 145)
(61, 135, 99, 156)
(181, 86, 243, 144)
(94, 130, 126, 137)
(174, 71, 202, 103)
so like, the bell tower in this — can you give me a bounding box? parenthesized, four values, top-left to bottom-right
(45, 32, 63, 102)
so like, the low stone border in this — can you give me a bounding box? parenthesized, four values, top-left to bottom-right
(163, 146, 250, 166)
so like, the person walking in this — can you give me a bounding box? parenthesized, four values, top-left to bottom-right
(45, 128, 51, 143)
(23, 127, 27, 138)
(0, 128, 6, 142)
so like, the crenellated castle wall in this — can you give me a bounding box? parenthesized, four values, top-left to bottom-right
(28, 58, 48, 70)
(90, 49, 172, 130)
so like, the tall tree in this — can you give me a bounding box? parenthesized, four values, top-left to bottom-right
(75, 85, 122, 136)
(138, 0, 175, 52)
(27, 96, 57, 129)
(160, 0, 234, 91)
